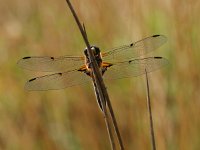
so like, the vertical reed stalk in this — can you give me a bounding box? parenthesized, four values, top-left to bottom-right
(65, 0, 124, 149)
(91, 76, 116, 150)
(145, 69, 156, 150)
(106, 96, 125, 150)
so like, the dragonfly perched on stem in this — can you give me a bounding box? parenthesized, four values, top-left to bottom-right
(18, 34, 168, 93)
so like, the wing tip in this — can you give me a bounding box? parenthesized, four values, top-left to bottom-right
(23, 56, 31, 59)
(154, 56, 170, 66)
(152, 34, 160, 37)
(24, 78, 36, 91)
(152, 34, 167, 41)
(28, 78, 36, 82)
(17, 57, 31, 67)
(154, 56, 162, 59)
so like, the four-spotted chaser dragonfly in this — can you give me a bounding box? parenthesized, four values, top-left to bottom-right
(18, 35, 168, 91)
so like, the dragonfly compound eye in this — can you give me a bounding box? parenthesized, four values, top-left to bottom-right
(91, 46, 100, 55)
(84, 48, 88, 56)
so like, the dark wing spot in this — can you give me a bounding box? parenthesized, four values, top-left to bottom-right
(50, 57, 54, 60)
(23, 56, 31, 59)
(58, 73, 62, 76)
(128, 60, 132, 64)
(154, 56, 162, 59)
(130, 43, 134, 47)
(152, 35, 160, 37)
(29, 78, 36, 82)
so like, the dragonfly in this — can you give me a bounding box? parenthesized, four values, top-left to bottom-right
(18, 34, 168, 96)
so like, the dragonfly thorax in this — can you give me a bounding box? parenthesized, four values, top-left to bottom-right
(84, 46, 102, 68)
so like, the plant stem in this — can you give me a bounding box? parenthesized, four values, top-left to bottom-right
(145, 69, 156, 150)
(65, 0, 125, 149)
(107, 97, 125, 150)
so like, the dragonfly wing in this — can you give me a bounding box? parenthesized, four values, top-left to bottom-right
(17, 56, 84, 72)
(102, 35, 167, 62)
(25, 70, 91, 91)
(103, 57, 169, 80)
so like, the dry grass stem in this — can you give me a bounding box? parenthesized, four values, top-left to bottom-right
(145, 69, 156, 150)
(65, 0, 124, 149)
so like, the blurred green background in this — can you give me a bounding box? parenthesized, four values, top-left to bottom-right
(0, 0, 200, 149)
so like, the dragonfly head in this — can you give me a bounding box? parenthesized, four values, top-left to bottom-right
(84, 46, 100, 58)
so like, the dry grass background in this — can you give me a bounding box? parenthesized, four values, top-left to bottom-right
(0, 0, 200, 149)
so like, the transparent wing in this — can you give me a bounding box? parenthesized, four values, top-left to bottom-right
(102, 35, 167, 62)
(25, 70, 91, 91)
(17, 56, 84, 72)
(103, 57, 169, 80)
